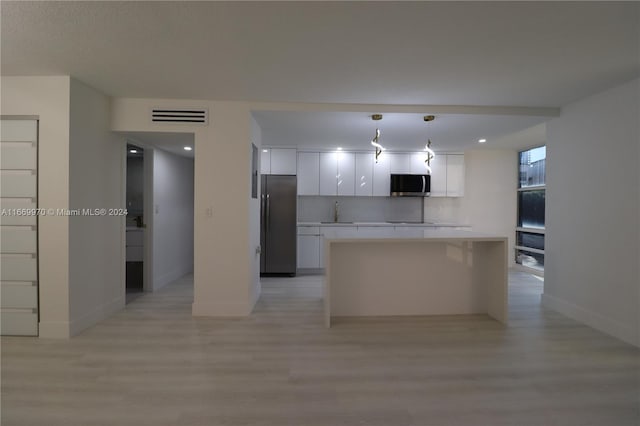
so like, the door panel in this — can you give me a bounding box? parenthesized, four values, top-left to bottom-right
(264, 175, 297, 274)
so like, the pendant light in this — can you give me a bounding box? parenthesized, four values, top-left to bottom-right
(370, 114, 385, 163)
(423, 115, 436, 174)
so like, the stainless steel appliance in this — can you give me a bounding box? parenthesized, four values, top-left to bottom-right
(260, 175, 297, 275)
(390, 174, 431, 197)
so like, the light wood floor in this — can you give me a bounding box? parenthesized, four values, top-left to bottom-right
(2, 272, 639, 426)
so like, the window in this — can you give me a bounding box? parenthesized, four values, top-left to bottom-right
(516, 146, 545, 272)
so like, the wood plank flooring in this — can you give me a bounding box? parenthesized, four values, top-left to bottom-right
(2, 272, 639, 426)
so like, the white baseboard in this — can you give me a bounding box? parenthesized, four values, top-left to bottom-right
(192, 301, 250, 317)
(39, 321, 72, 339)
(541, 293, 638, 347)
(249, 280, 261, 313)
(68, 295, 125, 337)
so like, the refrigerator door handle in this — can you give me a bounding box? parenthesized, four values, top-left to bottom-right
(261, 194, 265, 229)
(266, 193, 270, 231)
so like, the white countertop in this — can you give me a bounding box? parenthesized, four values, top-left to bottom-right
(324, 228, 507, 242)
(298, 221, 470, 228)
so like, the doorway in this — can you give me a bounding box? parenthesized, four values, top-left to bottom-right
(119, 132, 195, 303)
(125, 143, 145, 303)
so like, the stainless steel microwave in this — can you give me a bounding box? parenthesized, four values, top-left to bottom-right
(390, 174, 430, 197)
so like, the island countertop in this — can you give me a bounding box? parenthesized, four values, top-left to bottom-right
(323, 231, 508, 327)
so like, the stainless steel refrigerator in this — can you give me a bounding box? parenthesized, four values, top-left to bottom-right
(260, 175, 297, 275)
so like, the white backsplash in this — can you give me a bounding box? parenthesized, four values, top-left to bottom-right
(422, 197, 465, 223)
(298, 196, 464, 224)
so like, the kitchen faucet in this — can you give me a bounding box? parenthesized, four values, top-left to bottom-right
(334, 200, 339, 223)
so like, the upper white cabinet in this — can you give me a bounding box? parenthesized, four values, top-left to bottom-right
(297, 152, 320, 195)
(429, 155, 447, 197)
(389, 153, 411, 174)
(410, 152, 428, 174)
(446, 154, 465, 197)
(263, 147, 464, 198)
(372, 153, 391, 196)
(428, 154, 464, 197)
(337, 152, 355, 196)
(355, 153, 373, 196)
(318, 151, 356, 196)
(319, 152, 338, 196)
(269, 148, 297, 175)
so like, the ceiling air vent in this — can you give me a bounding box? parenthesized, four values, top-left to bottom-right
(151, 108, 208, 125)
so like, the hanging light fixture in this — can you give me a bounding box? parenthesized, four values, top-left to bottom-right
(370, 114, 385, 163)
(423, 115, 436, 174)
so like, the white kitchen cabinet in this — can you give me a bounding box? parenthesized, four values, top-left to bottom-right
(429, 154, 447, 197)
(372, 153, 391, 196)
(260, 149, 271, 174)
(319, 152, 338, 196)
(446, 154, 465, 197)
(355, 152, 373, 196)
(269, 148, 297, 175)
(297, 235, 320, 268)
(337, 152, 355, 196)
(389, 153, 411, 174)
(297, 152, 320, 195)
(410, 152, 429, 174)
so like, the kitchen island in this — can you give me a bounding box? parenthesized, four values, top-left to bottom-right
(323, 230, 508, 327)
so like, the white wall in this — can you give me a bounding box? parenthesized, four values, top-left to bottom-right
(1, 76, 72, 338)
(111, 98, 255, 316)
(544, 78, 640, 347)
(249, 116, 262, 309)
(151, 148, 194, 290)
(68, 78, 125, 336)
(462, 149, 518, 266)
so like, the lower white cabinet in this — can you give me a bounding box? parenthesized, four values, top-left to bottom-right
(1, 119, 38, 336)
(297, 235, 320, 268)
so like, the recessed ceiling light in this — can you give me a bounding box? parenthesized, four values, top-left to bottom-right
(262, 149, 268, 153)
(184, 146, 193, 151)
(129, 149, 137, 154)
(478, 139, 487, 143)
(337, 147, 343, 151)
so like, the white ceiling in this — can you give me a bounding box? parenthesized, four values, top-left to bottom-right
(2, 2, 638, 151)
(121, 132, 195, 159)
(252, 111, 549, 152)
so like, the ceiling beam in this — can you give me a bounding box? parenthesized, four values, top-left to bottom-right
(248, 102, 561, 117)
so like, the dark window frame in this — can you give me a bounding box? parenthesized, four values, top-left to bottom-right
(516, 146, 546, 272)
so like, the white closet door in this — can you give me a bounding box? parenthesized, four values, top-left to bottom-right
(1, 119, 38, 336)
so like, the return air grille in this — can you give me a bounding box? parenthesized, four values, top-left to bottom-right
(151, 108, 208, 124)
